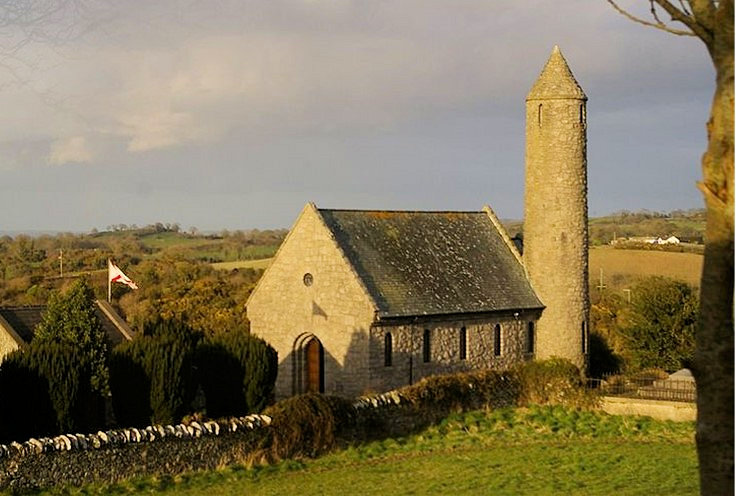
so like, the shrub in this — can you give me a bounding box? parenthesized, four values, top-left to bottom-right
(195, 342, 245, 418)
(109, 344, 152, 428)
(0, 342, 105, 441)
(468, 369, 521, 409)
(623, 277, 698, 371)
(401, 373, 480, 412)
(109, 319, 201, 426)
(0, 350, 55, 442)
(263, 393, 354, 460)
(196, 330, 278, 418)
(514, 358, 596, 409)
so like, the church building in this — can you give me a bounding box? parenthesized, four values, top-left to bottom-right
(246, 46, 590, 399)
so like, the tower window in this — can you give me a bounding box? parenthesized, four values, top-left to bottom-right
(582, 321, 587, 354)
(423, 329, 431, 363)
(384, 332, 392, 367)
(459, 327, 467, 360)
(527, 322, 535, 354)
(579, 104, 585, 124)
(494, 324, 502, 357)
(538, 104, 543, 127)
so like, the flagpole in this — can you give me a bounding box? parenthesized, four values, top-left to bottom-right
(107, 259, 112, 303)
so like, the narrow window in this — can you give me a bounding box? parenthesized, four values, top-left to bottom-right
(384, 332, 392, 367)
(537, 104, 543, 127)
(527, 322, 535, 354)
(423, 329, 431, 363)
(582, 321, 587, 354)
(494, 324, 501, 357)
(459, 327, 467, 360)
(579, 104, 584, 124)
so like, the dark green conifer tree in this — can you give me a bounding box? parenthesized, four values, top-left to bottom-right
(35, 278, 109, 394)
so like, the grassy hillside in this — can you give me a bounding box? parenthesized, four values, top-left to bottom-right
(48, 406, 697, 496)
(589, 209, 705, 245)
(502, 209, 706, 246)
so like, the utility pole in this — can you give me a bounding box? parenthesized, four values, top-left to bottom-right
(58, 249, 63, 277)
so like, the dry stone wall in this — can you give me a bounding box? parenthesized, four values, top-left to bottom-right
(0, 415, 271, 492)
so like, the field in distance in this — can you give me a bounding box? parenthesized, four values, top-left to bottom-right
(590, 246, 703, 290)
(211, 259, 273, 271)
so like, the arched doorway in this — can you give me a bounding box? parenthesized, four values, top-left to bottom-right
(304, 336, 324, 393)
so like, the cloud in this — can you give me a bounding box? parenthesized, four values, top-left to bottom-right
(48, 136, 94, 166)
(0, 0, 710, 162)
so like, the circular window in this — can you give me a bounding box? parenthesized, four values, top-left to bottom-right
(303, 273, 313, 287)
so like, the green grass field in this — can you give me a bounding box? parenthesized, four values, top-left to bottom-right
(45, 407, 697, 496)
(138, 232, 221, 250)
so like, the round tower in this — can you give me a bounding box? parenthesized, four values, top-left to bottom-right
(524, 46, 589, 369)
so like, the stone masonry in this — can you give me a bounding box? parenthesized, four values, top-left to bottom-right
(368, 310, 540, 394)
(524, 46, 590, 369)
(247, 203, 377, 399)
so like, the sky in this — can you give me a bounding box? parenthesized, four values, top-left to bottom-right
(0, 0, 715, 232)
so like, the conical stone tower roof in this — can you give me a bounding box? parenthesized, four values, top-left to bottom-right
(527, 46, 587, 101)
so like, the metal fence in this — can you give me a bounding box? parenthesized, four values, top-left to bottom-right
(587, 374, 697, 403)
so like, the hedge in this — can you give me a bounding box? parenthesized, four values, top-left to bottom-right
(109, 319, 202, 426)
(196, 330, 278, 418)
(0, 342, 105, 442)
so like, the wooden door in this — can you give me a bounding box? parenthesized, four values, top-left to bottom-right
(305, 337, 323, 393)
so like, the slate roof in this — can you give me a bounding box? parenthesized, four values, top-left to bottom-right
(0, 301, 133, 346)
(317, 209, 543, 319)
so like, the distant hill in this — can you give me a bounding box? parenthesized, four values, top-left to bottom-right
(502, 208, 706, 246)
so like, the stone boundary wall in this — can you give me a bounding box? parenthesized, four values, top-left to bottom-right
(0, 415, 272, 492)
(600, 396, 696, 422)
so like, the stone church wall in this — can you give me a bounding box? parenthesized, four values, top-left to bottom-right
(246, 204, 377, 399)
(368, 311, 540, 393)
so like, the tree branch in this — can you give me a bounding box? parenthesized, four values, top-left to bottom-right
(687, 0, 719, 40)
(606, 0, 697, 36)
(653, 0, 714, 43)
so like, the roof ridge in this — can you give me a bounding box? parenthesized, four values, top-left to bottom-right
(318, 208, 485, 214)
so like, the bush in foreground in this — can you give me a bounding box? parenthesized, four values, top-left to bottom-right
(515, 357, 596, 408)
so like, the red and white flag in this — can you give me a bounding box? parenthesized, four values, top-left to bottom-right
(108, 259, 139, 290)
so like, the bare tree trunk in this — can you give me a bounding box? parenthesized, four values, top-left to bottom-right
(605, 2, 733, 491)
(694, 6, 734, 492)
